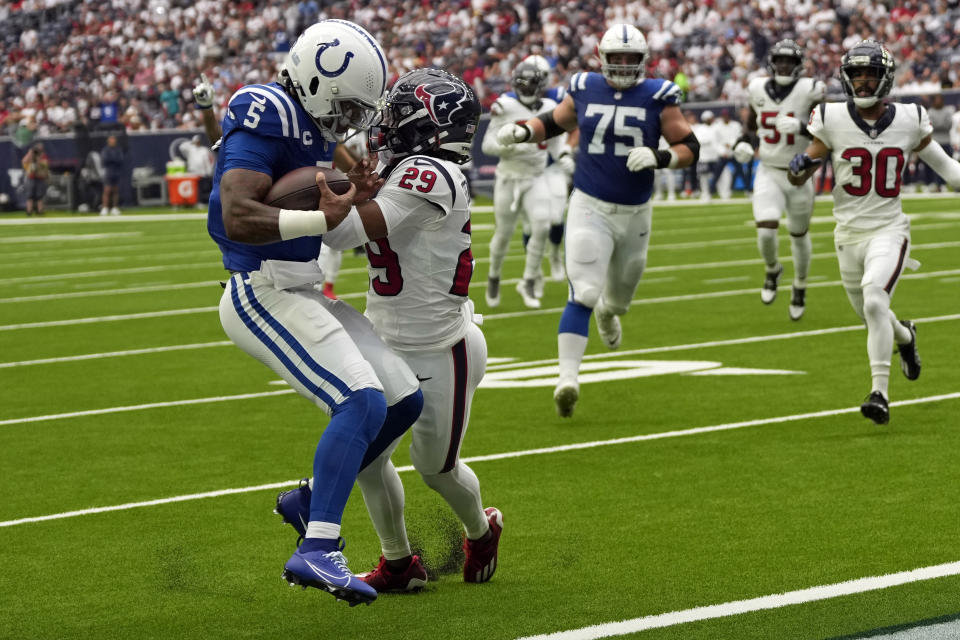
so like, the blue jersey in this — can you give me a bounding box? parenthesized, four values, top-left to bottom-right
(207, 82, 337, 272)
(566, 73, 681, 205)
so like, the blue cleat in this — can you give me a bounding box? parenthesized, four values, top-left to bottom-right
(274, 479, 311, 544)
(282, 540, 378, 606)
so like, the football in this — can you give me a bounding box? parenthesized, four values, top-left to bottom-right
(265, 166, 351, 209)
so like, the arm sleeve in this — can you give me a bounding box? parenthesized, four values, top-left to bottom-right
(319, 209, 369, 250)
(917, 140, 960, 189)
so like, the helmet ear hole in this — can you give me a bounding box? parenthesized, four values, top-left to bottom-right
(308, 77, 320, 96)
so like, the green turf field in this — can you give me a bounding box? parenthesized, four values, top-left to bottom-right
(1, 194, 958, 640)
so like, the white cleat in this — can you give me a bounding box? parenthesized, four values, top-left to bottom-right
(595, 306, 622, 350)
(788, 287, 806, 321)
(485, 276, 500, 308)
(760, 264, 783, 305)
(516, 278, 541, 309)
(553, 380, 579, 418)
(549, 251, 565, 281)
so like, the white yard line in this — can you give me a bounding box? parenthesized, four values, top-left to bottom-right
(484, 312, 960, 371)
(514, 560, 960, 640)
(4, 269, 959, 333)
(1, 391, 957, 528)
(2, 239, 957, 303)
(0, 389, 296, 427)
(0, 262, 215, 285)
(0, 341, 233, 368)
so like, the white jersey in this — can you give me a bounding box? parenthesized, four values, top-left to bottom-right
(692, 122, 720, 163)
(481, 92, 559, 178)
(363, 154, 474, 351)
(748, 77, 826, 168)
(808, 101, 932, 241)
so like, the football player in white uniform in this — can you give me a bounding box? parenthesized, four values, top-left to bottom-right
(734, 39, 826, 320)
(276, 69, 503, 589)
(481, 59, 564, 308)
(788, 40, 960, 424)
(497, 24, 699, 417)
(524, 54, 577, 281)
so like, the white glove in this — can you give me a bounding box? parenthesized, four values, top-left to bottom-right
(775, 114, 801, 135)
(626, 146, 658, 172)
(497, 123, 531, 146)
(556, 150, 575, 175)
(733, 141, 754, 164)
(193, 73, 214, 109)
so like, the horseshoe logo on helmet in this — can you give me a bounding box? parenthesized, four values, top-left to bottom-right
(315, 39, 354, 77)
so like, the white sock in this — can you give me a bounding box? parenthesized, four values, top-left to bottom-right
(863, 286, 893, 397)
(305, 521, 341, 540)
(357, 452, 411, 560)
(421, 461, 488, 540)
(756, 227, 778, 268)
(558, 331, 588, 383)
(790, 232, 812, 287)
(891, 311, 911, 344)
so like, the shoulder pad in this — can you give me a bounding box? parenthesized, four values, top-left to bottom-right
(651, 80, 683, 105)
(226, 84, 306, 140)
(567, 72, 590, 93)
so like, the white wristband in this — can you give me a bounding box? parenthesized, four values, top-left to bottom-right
(666, 148, 680, 169)
(278, 209, 327, 240)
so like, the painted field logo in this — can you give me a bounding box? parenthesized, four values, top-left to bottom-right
(480, 358, 803, 389)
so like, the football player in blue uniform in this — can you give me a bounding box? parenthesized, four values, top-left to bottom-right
(497, 23, 699, 417)
(207, 20, 424, 605)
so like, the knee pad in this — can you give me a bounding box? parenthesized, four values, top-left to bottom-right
(332, 387, 387, 442)
(787, 221, 809, 237)
(862, 285, 890, 321)
(572, 283, 601, 309)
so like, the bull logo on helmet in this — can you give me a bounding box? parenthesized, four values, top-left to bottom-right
(413, 82, 468, 127)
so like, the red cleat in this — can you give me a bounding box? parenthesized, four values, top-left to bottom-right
(463, 507, 503, 583)
(322, 282, 337, 299)
(357, 555, 428, 592)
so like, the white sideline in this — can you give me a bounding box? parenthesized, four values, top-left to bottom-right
(514, 561, 960, 640)
(1, 391, 958, 528)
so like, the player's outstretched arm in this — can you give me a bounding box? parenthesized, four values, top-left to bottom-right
(220, 168, 355, 244)
(193, 74, 222, 144)
(497, 95, 578, 147)
(787, 137, 829, 186)
(915, 135, 960, 190)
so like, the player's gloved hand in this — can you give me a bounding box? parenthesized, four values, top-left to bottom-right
(556, 149, 575, 175)
(775, 114, 801, 135)
(626, 146, 659, 171)
(788, 152, 822, 176)
(733, 141, 755, 164)
(497, 123, 532, 146)
(193, 73, 214, 109)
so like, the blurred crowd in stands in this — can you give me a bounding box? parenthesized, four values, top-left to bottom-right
(4, 0, 960, 144)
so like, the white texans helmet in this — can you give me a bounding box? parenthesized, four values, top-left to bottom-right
(598, 23, 648, 89)
(523, 54, 551, 75)
(279, 19, 387, 142)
